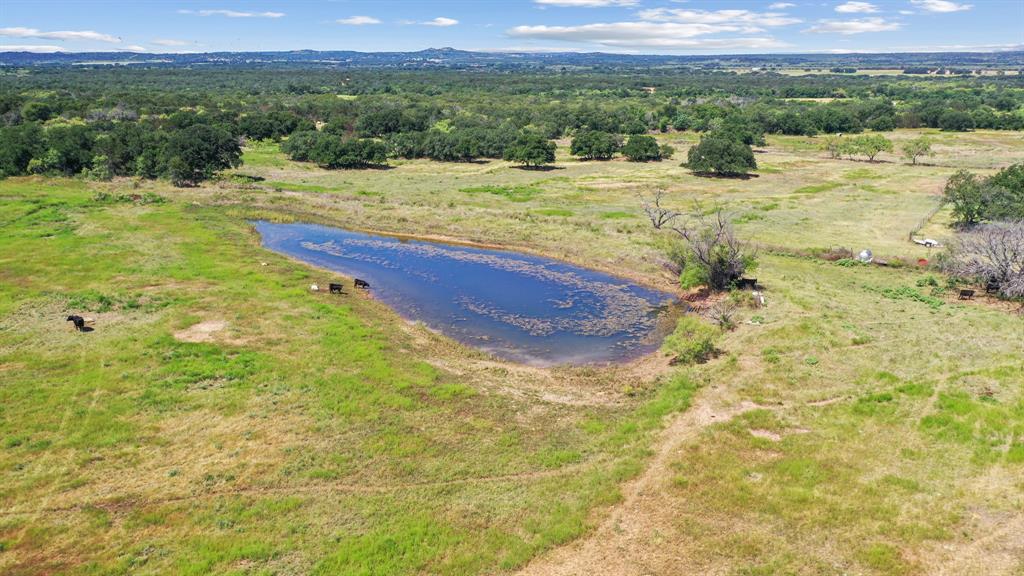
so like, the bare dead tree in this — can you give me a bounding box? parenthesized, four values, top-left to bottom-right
(944, 220, 1024, 299)
(638, 189, 679, 230)
(671, 208, 755, 291)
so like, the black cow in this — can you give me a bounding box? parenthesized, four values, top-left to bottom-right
(354, 278, 370, 289)
(329, 283, 344, 294)
(66, 315, 86, 331)
(958, 289, 975, 300)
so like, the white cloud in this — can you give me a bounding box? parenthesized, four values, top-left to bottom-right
(534, 0, 640, 6)
(910, 0, 972, 12)
(508, 5, 800, 50)
(507, 22, 790, 49)
(893, 42, 1023, 51)
(152, 38, 190, 46)
(178, 9, 285, 18)
(769, 2, 796, 8)
(636, 8, 802, 28)
(806, 17, 901, 34)
(120, 45, 148, 52)
(899, 9, 915, 14)
(0, 44, 65, 52)
(0, 26, 120, 43)
(336, 16, 381, 25)
(835, 2, 878, 13)
(423, 17, 459, 26)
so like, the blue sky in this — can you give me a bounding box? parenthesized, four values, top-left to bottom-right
(1, 0, 1021, 54)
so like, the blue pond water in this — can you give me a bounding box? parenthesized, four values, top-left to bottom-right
(254, 221, 679, 366)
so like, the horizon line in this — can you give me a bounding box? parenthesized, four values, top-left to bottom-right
(2, 46, 1024, 57)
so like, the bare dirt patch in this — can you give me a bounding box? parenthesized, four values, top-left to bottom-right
(173, 319, 237, 344)
(748, 429, 782, 441)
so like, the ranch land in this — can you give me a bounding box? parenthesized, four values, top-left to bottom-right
(2, 126, 1022, 575)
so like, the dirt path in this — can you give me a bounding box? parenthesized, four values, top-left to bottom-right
(517, 391, 761, 576)
(931, 514, 1024, 576)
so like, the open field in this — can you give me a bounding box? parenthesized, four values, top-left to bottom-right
(1, 129, 1022, 575)
(227, 129, 1024, 279)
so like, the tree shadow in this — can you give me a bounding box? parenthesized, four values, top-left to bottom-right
(690, 171, 759, 180)
(841, 158, 895, 164)
(512, 165, 564, 172)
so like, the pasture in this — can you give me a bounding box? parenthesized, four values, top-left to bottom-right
(1, 129, 1022, 575)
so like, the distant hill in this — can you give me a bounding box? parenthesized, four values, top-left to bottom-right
(1, 47, 1022, 70)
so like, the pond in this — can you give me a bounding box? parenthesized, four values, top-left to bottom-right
(253, 221, 680, 366)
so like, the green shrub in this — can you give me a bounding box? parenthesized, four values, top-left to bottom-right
(93, 190, 166, 205)
(876, 286, 944, 310)
(679, 265, 705, 290)
(662, 316, 720, 365)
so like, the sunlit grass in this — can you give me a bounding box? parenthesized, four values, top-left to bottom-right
(1, 126, 1022, 575)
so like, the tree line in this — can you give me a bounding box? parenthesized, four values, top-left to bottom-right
(0, 113, 242, 186)
(2, 66, 1022, 184)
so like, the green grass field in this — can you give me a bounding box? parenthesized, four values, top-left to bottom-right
(1, 129, 1022, 575)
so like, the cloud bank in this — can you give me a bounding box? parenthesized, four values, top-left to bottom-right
(911, 0, 972, 13)
(806, 17, 901, 34)
(0, 26, 120, 43)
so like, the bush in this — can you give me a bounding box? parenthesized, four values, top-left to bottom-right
(85, 154, 113, 181)
(93, 190, 166, 204)
(707, 299, 739, 331)
(670, 210, 757, 291)
(662, 316, 719, 365)
(835, 258, 865, 267)
(679, 264, 705, 290)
